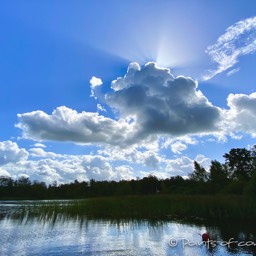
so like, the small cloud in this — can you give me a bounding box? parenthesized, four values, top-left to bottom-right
(18, 173, 30, 179)
(29, 148, 61, 158)
(90, 76, 103, 87)
(227, 68, 240, 77)
(97, 104, 106, 112)
(90, 76, 103, 97)
(171, 141, 187, 154)
(32, 143, 46, 148)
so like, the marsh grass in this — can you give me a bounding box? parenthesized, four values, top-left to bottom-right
(20, 195, 256, 223)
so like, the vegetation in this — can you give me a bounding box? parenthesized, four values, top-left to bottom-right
(20, 195, 256, 223)
(1, 146, 256, 221)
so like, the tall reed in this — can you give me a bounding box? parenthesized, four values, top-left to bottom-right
(22, 195, 256, 222)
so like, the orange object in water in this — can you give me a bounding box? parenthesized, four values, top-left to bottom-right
(202, 233, 210, 242)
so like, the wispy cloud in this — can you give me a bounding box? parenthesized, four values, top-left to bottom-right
(203, 16, 256, 80)
(227, 67, 240, 77)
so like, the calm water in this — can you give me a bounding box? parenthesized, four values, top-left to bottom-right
(0, 201, 256, 256)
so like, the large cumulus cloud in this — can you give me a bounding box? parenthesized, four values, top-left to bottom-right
(17, 62, 223, 147)
(106, 62, 222, 137)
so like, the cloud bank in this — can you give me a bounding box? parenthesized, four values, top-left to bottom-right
(0, 140, 210, 184)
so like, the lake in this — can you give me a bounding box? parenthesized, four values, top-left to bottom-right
(0, 201, 256, 256)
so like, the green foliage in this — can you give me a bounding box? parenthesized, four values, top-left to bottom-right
(224, 148, 255, 181)
(189, 161, 208, 182)
(245, 170, 256, 197)
(209, 160, 229, 192)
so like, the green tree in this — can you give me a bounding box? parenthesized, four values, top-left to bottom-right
(224, 148, 254, 181)
(189, 161, 208, 182)
(245, 170, 256, 197)
(16, 176, 31, 186)
(209, 160, 228, 193)
(0, 176, 13, 187)
(209, 160, 228, 183)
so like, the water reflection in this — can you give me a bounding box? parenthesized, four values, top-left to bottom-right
(0, 201, 256, 255)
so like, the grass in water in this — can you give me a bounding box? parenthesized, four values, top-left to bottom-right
(21, 195, 256, 223)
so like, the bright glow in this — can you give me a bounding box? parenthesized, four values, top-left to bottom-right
(156, 33, 193, 68)
(95, 31, 197, 69)
(88, 17, 200, 69)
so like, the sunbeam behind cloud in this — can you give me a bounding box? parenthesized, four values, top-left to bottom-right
(88, 9, 202, 69)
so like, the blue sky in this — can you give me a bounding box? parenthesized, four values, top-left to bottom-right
(1, 0, 256, 184)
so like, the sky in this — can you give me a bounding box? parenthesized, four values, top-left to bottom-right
(1, 0, 256, 184)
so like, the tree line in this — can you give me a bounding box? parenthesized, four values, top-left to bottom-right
(1, 146, 256, 199)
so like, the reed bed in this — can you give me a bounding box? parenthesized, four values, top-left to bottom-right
(21, 195, 256, 223)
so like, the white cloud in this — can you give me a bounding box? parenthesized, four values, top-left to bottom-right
(111, 62, 141, 91)
(114, 165, 134, 181)
(97, 104, 106, 112)
(166, 154, 211, 177)
(203, 16, 256, 80)
(106, 62, 222, 138)
(171, 141, 187, 154)
(227, 68, 240, 77)
(82, 155, 115, 181)
(0, 142, 138, 184)
(90, 76, 103, 98)
(162, 136, 198, 149)
(17, 63, 223, 147)
(90, 76, 103, 87)
(16, 106, 136, 147)
(195, 154, 211, 169)
(32, 143, 46, 148)
(166, 156, 194, 177)
(97, 143, 162, 169)
(0, 141, 28, 165)
(29, 148, 61, 158)
(226, 92, 256, 137)
(0, 168, 11, 177)
(13, 62, 256, 183)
